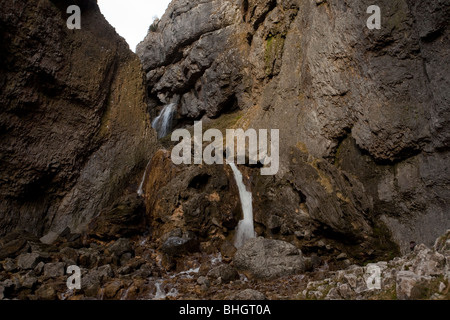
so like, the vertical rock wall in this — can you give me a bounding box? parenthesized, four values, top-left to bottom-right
(0, 0, 156, 236)
(137, 0, 449, 256)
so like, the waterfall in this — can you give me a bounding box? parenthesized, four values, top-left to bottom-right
(137, 159, 151, 197)
(152, 103, 177, 138)
(228, 163, 256, 248)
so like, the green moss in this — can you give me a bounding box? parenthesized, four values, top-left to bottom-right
(264, 33, 285, 76)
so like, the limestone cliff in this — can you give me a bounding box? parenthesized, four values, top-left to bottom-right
(137, 0, 450, 257)
(0, 0, 156, 236)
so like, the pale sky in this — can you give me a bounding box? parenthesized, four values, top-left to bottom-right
(98, 0, 172, 52)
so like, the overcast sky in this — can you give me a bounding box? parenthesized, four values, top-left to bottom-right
(98, 0, 172, 52)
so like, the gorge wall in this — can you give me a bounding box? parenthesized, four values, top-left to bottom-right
(0, 0, 448, 264)
(137, 0, 450, 257)
(0, 0, 156, 236)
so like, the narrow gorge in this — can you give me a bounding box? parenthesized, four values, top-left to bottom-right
(0, 0, 449, 301)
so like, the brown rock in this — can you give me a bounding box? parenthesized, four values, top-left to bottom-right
(87, 194, 147, 241)
(0, 0, 157, 237)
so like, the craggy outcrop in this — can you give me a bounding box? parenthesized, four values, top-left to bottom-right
(137, 0, 450, 257)
(0, 0, 156, 236)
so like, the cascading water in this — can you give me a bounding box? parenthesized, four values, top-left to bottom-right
(228, 163, 256, 248)
(152, 103, 177, 138)
(137, 159, 151, 197)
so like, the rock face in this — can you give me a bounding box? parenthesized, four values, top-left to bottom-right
(142, 149, 242, 249)
(0, 0, 156, 236)
(137, 0, 450, 255)
(233, 237, 305, 279)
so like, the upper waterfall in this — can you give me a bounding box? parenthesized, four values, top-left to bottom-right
(152, 103, 177, 138)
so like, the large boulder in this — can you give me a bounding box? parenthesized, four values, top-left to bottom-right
(233, 237, 305, 279)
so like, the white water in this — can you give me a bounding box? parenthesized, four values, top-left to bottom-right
(153, 280, 178, 300)
(152, 103, 177, 138)
(137, 159, 151, 197)
(228, 163, 256, 248)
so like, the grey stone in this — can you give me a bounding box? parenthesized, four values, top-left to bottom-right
(39, 231, 60, 245)
(17, 253, 41, 270)
(233, 237, 305, 279)
(43, 262, 66, 278)
(22, 274, 38, 289)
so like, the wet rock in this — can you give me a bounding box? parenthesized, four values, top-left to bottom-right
(228, 289, 267, 300)
(161, 232, 199, 257)
(17, 253, 41, 270)
(207, 264, 239, 284)
(233, 237, 305, 279)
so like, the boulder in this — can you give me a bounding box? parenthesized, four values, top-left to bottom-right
(16, 253, 41, 270)
(43, 262, 66, 278)
(39, 231, 60, 245)
(160, 231, 199, 257)
(233, 237, 305, 279)
(207, 264, 239, 283)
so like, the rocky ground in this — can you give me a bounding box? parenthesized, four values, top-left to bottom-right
(1, 226, 448, 300)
